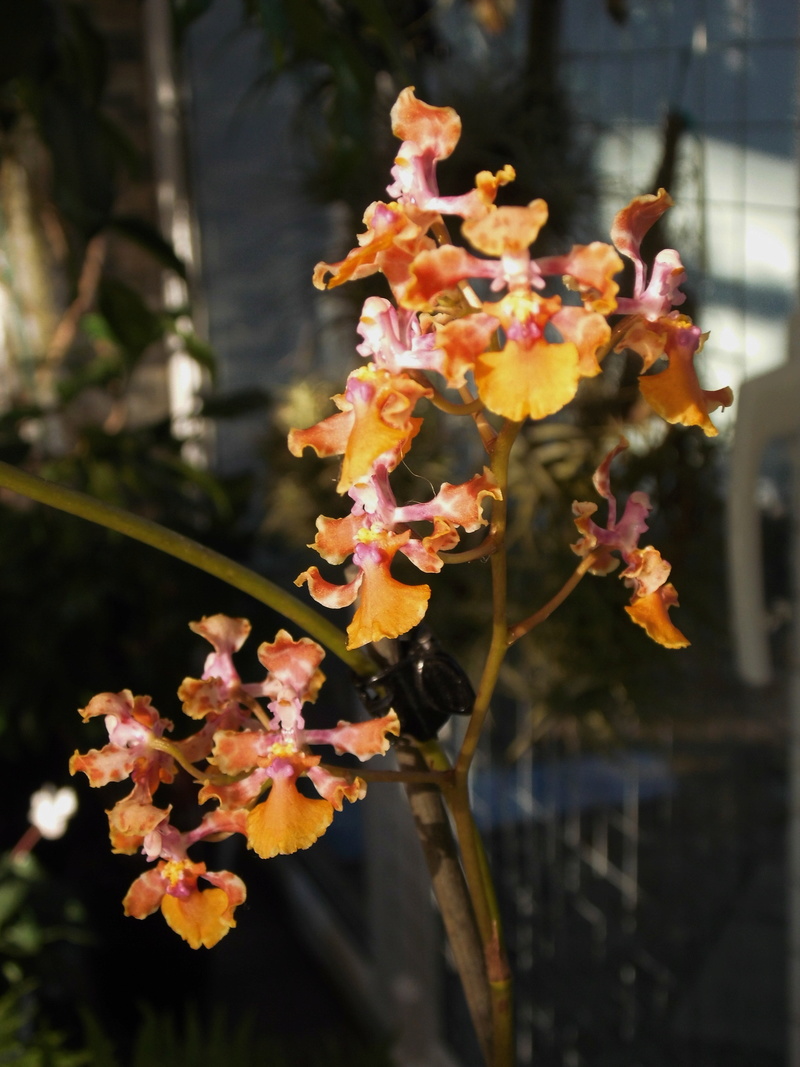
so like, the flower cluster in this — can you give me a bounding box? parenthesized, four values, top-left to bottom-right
(70, 615, 399, 947)
(290, 87, 731, 648)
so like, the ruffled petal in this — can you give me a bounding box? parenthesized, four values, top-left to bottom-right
(337, 367, 429, 491)
(210, 729, 268, 775)
(621, 545, 673, 598)
(611, 188, 673, 263)
(396, 468, 501, 530)
(185, 808, 249, 844)
(304, 710, 401, 760)
(462, 200, 549, 256)
(551, 305, 611, 378)
(390, 87, 462, 160)
(638, 319, 733, 435)
(189, 615, 250, 687)
(625, 583, 690, 649)
(288, 406, 354, 461)
(202, 868, 247, 911)
(309, 512, 364, 565)
(347, 535, 431, 648)
(256, 630, 326, 705)
(161, 886, 237, 949)
(402, 245, 501, 309)
(537, 242, 622, 314)
(475, 338, 580, 421)
(400, 516, 461, 572)
(69, 744, 135, 786)
(429, 314, 499, 388)
(177, 677, 231, 719)
(318, 202, 435, 298)
(123, 866, 167, 919)
(295, 566, 362, 609)
(107, 793, 171, 855)
(306, 765, 367, 810)
(198, 767, 272, 811)
(615, 317, 669, 370)
(246, 775, 334, 859)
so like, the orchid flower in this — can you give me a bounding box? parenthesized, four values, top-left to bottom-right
(400, 200, 619, 420)
(124, 811, 247, 949)
(69, 689, 177, 853)
(297, 464, 500, 648)
(314, 87, 514, 301)
(610, 189, 733, 435)
(572, 439, 689, 648)
(202, 628, 399, 856)
(387, 87, 515, 224)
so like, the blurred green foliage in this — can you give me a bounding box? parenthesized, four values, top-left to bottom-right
(0, 850, 392, 1066)
(0, 849, 91, 1066)
(0, 3, 262, 763)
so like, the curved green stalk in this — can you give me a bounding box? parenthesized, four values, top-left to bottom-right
(0, 460, 375, 675)
(457, 418, 522, 774)
(437, 417, 521, 1066)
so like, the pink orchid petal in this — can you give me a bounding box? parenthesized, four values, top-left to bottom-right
(295, 566, 362, 609)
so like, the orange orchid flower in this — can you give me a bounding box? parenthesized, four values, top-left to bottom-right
(572, 441, 689, 648)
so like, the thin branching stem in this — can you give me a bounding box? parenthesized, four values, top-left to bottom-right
(440, 535, 496, 564)
(436, 416, 521, 1067)
(149, 737, 208, 784)
(425, 385, 485, 416)
(457, 417, 522, 775)
(0, 461, 375, 675)
(319, 762, 451, 785)
(507, 553, 598, 644)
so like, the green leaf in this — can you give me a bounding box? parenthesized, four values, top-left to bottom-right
(80, 312, 117, 342)
(77, 1006, 119, 1067)
(97, 278, 165, 362)
(3, 916, 44, 954)
(105, 216, 187, 279)
(58, 360, 125, 405)
(175, 330, 216, 378)
(0, 880, 27, 929)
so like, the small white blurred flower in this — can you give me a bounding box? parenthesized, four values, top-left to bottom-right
(28, 784, 78, 840)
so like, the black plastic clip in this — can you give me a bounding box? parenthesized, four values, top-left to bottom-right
(355, 625, 475, 741)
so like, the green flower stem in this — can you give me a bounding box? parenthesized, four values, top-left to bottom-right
(419, 379, 485, 416)
(150, 737, 208, 784)
(0, 460, 375, 675)
(448, 789, 513, 1067)
(457, 417, 522, 775)
(440, 417, 520, 1067)
(396, 738, 492, 1065)
(597, 314, 636, 362)
(413, 742, 514, 1067)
